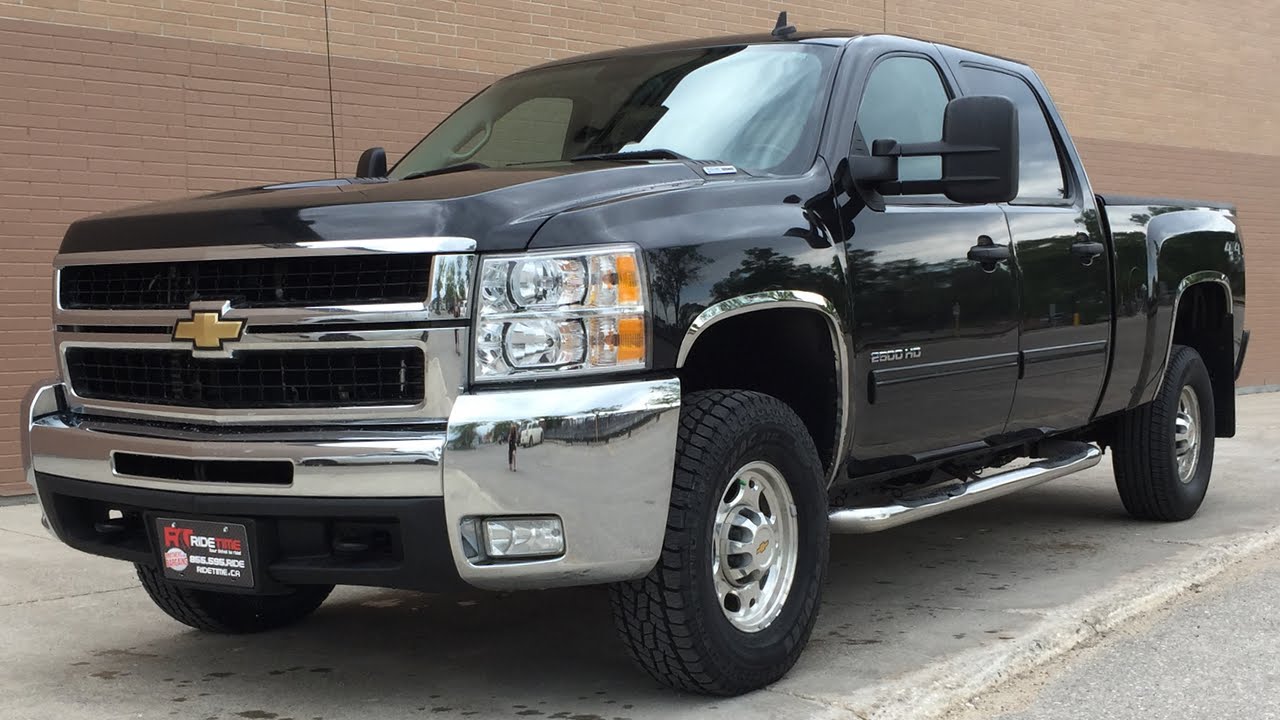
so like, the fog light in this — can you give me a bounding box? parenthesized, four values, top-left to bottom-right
(483, 516, 565, 558)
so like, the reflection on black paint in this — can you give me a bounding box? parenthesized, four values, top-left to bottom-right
(628, 163, 848, 368)
(1015, 235, 1109, 328)
(650, 246, 712, 328)
(846, 208, 1019, 343)
(711, 247, 843, 305)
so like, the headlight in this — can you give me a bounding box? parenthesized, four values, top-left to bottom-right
(474, 245, 647, 381)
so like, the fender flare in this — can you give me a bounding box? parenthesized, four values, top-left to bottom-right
(1153, 272, 1233, 396)
(677, 290, 850, 484)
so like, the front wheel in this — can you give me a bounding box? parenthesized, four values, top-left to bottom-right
(136, 564, 333, 634)
(609, 390, 829, 695)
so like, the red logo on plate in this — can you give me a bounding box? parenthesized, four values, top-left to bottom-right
(164, 547, 189, 572)
(163, 526, 194, 548)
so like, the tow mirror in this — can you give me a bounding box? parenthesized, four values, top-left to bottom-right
(849, 95, 1019, 205)
(356, 146, 387, 178)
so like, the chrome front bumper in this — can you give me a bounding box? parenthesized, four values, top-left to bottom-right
(21, 378, 681, 590)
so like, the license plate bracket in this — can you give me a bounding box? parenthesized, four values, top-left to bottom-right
(153, 517, 256, 589)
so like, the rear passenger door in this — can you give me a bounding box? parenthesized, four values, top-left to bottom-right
(949, 59, 1112, 434)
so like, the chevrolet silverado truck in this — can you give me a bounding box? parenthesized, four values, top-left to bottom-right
(20, 22, 1248, 696)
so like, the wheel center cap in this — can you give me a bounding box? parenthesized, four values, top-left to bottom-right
(752, 523, 775, 568)
(722, 505, 776, 575)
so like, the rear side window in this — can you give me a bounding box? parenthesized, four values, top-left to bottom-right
(856, 56, 951, 182)
(957, 66, 1068, 202)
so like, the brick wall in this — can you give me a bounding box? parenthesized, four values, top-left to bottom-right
(0, 1, 1276, 493)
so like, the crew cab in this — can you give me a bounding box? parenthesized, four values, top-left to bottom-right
(21, 21, 1247, 696)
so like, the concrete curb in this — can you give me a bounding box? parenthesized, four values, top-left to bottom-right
(839, 526, 1280, 720)
(0, 494, 37, 507)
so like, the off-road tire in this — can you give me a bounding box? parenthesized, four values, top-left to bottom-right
(609, 390, 829, 695)
(1113, 344, 1215, 521)
(136, 564, 333, 633)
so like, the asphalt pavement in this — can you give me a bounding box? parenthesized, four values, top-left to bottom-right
(2, 392, 1279, 720)
(951, 551, 1280, 720)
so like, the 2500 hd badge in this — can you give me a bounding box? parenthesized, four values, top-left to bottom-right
(870, 346, 923, 363)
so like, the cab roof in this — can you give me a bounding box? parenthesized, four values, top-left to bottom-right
(517, 30, 1030, 77)
(518, 31, 863, 75)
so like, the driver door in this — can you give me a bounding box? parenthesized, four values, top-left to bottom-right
(843, 51, 1022, 466)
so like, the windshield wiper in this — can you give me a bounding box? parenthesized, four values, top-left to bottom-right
(569, 149, 691, 163)
(399, 162, 488, 181)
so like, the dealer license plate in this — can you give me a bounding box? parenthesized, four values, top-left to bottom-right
(154, 517, 255, 589)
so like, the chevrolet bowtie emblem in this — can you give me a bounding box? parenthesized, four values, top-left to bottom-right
(173, 310, 244, 350)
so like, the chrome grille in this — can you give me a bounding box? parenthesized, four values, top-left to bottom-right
(59, 254, 433, 310)
(52, 239, 475, 424)
(65, 347, 426, 409)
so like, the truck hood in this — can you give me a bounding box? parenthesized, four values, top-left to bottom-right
(58, 162, 706, 254)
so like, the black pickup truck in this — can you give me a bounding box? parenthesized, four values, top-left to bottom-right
(22, 22, 1247, 696)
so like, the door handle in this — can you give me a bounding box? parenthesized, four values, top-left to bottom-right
(1070, 242, 1104, 257)
(1070, 236, 1105, 265)
(967, 242, 1010, 265)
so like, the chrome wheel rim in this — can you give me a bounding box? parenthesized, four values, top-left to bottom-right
(712, 460, 799, 633)
(1175, 385, 1202, 484)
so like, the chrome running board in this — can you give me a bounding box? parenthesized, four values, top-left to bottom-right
(828, 441, 1102, 534)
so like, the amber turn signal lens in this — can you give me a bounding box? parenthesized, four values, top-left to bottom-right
(616, 316, 645, 363)
(615, 254, 641, 306)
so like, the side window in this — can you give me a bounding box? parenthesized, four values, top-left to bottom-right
(856, 56, 950, 182)
(957, 66, 1068, 201)
(469, 97, 574, 165)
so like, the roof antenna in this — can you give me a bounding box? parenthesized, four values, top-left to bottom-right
(771, 11, 797, 38)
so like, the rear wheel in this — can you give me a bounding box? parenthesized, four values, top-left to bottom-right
(1113, 344, 1216, 521)
(609, 390, 829, 695)
(136, 564, 332, 633)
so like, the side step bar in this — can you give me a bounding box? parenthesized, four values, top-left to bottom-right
(828, 441, 1102, 535)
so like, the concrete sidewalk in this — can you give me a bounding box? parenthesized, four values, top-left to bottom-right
(2, 393, 1279, 720)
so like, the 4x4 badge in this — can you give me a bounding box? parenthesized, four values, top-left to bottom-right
(173, 310, 244, 350)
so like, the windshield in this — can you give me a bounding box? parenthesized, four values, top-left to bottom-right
(390, 44, 838, 178)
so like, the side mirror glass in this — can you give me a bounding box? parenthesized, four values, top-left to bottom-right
(849, 95, 1019, 205)
(356, 147, 387, 178)
(940, 95, 1019, 204)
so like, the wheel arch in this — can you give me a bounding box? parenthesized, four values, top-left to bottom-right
(676, 291, 850, 482)
(1164, 276, 1236, 437)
